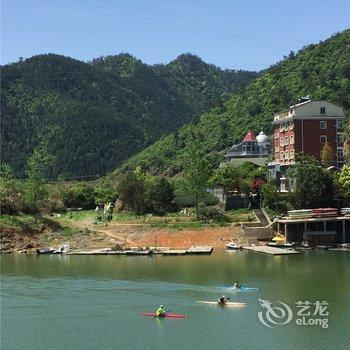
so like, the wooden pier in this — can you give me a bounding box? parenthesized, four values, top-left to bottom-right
(69, 248, 152, 255)
(243, 246, 300, 255)
(163, 246, 213, 255)
(186, 246, 213, 254)
(66, 246, 213, 256)
(163, 250, 187, 255)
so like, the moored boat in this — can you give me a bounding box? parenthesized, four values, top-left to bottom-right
(266, 242, 295, 248)
(36, 247, 56, 254)
(226, 242, 243, 250)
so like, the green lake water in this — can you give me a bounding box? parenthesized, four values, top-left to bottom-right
(1, 251, 350, 350)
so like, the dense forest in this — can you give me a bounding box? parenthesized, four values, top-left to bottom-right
(120, 30, 350, 175)
(1, 53, 257, 178)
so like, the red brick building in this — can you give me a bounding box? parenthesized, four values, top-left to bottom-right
(269, 99, 345, 182)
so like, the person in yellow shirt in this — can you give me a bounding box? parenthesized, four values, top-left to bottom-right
(156, 305, 166, 316)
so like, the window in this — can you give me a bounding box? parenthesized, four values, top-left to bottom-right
(289, 121, 294, 130)
(290, 149, 295, 159)
(320, 121, 327, 129)
(285, 151, 289, 159)
(290, 135, 294, 144)
(320, 107, 326, 114)
(320, 135, 327, 143)
(285, 136, 289, 145)
(280, 138, 284, 147)
(337, 148, 344, 158)
(337, 133, 344, 144)
(275, 133, 279, 139)
(280, 151, 284, 160)
(336, 120, 343, 129)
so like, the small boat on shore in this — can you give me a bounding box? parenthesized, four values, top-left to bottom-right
(226, 242, 243, 250)
(197, 301, 246, 307)
(266, 242, 295, 248)
(36, 243, 70, 255)
(36, 247, 56, 254)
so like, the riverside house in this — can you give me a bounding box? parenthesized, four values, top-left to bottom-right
(268, 98, 345, 190)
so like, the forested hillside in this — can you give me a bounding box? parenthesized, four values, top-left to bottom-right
(1, 53, 256, 178)
(121, 30, 350, 175)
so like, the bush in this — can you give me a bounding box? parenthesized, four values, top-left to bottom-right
(145, 176, 175, 214)
(61, 182, 96, 209)
(198, 205, 231, 222)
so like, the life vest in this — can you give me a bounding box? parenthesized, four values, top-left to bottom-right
(156, 307, 165, 316)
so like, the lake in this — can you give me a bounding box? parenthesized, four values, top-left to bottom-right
(1, 251, 350, 350)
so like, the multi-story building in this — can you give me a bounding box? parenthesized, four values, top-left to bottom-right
(223, 130, 271, 167)
(269, 98, 345, 182)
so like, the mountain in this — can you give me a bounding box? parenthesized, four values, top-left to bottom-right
(119, 30, 350, 176)
(1, 53, 257, 178)
(152, 53, 256, 115)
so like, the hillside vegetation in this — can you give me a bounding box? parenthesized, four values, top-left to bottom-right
(1, 53, 256, 178)
(120, 30, 350, 175)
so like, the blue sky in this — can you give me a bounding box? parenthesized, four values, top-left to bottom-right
(1, 0, 349, 70)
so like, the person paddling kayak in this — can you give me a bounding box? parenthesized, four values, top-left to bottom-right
(218, 295, 229, 304)
(156, 305, 166, 316)
(233, 282, 241, 289)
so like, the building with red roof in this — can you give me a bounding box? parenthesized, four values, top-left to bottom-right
(224, 130, 271, 166)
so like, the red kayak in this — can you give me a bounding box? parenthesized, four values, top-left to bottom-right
(140, 312, 188, 319)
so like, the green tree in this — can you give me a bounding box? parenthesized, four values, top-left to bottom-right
(320, 142, 334, 167)
(61, 182, 96, 209)
(337, 165, 350, 205)
(174, 139, 213, 218)
(94, 178, 118, 205)
(0, 164, 24, 214)
(260, 181, 287, 214)
(287, 156, 334, 208)
(24, 149, 53, 216)
(145, 176, 175, 214)
(117, 171, 146, 214)
(344, 119, 350, 165)
(209, 165, 242, 192)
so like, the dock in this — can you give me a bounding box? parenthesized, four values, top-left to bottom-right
(64, 246, 213, 256)
(163, 250, 187, 255)
(69, 248, 152, 255)
(243, 246, 300, 255)
(186, 246, 213, 254)
(163, 246, 213, 255)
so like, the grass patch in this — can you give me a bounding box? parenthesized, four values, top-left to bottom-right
(64, 210, 96, 220)
(226, 209, 255, 222)
(60, 227, 79, 237)
(0, 214, 36, 228)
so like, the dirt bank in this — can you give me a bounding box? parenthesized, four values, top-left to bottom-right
(1, 215, 243, 253)
(131, 226, 241, 249)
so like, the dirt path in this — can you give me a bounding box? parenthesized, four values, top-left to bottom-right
(56, 217, 243, 250)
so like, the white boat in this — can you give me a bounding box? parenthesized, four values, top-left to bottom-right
(266, 242, 294, 248)
(226, 242, 242, 250)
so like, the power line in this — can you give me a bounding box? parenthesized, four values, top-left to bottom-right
(34, 0, 301, 52)
(68, 0, 296, 49)
(98, 0, 306, 44)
